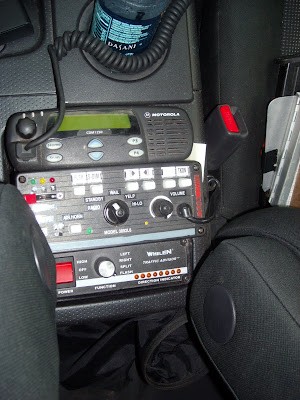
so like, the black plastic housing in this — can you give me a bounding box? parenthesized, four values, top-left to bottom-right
(205, 105, 248, 171)
(0, 0, 33, 45)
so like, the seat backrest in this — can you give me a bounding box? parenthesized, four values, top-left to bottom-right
(0, 184, 59, 399)
(189, 207, 300, 400)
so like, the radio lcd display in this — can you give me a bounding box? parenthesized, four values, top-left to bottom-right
(52, 113, 132, 131)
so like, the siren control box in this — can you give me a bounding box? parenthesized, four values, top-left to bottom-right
(17, 162, 203, 299)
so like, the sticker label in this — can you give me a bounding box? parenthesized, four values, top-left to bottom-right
(131, 200, 144, 207)
(71, 171, 103, 185)
(63, 213, 84, 221)
(91, 1, 160, 54)
(85, 196, 105, 203)
(108, 189, 121, 196)
(169, 190, 187, 197)
(125, 193, 136, 199)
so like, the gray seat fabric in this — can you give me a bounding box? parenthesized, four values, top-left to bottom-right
(190, 207, 300, 400)
(0, 184, 59, 400)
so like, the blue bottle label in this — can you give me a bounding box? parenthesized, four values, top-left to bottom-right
(91, 1, 161, 55)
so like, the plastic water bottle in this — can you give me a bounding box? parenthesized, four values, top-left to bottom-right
(90, 0, 171, 55)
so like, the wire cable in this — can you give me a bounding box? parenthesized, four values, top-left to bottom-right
(53, 0, 191, 72)
(178, 178, 221, 224)
(25, 46, 66, 150)
(25, 0, 191, 149)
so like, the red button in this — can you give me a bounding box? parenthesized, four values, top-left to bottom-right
(23, 194, 37, 204)
(220, 105, 240, 133)
(56, 262, 74, 284)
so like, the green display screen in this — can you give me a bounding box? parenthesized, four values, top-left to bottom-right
(56, 113, 131, 131)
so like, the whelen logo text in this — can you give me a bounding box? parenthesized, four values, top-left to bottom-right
(147, 249, 173, 257)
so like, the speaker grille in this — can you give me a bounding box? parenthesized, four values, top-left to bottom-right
(145, 118, 193, 161)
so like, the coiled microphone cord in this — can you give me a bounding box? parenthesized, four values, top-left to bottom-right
(25, 0, 191, 150)
(53, 0, 191, 72)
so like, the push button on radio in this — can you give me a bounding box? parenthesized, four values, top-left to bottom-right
(129, 149, 144, 158)
(46, 153, 63, 163)
(127, 137, 143, 146)
(88, 152, 104, 161)
(46, 141, 62, 150)
(88, 139, 104, 148)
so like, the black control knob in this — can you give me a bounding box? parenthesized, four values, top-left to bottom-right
(177, 203, 192, 218)
(95, 258, 116, 278)
(103, 200, 129, 225)
(16, 118, 37, 139)
(151, 198, 173, 218)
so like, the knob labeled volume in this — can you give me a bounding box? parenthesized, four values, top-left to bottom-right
(150, 196, 173, 218)
(96, 259, 115, 278)
(103, 200, 129, 225)
(16, 117, 37, 139)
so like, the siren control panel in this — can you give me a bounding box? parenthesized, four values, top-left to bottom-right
(17, 162, 203, 299)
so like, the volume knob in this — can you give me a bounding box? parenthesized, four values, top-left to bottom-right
(16, 117, 37, 139)
(150, 196, 174, 219)
(96, 259, 115, 278)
